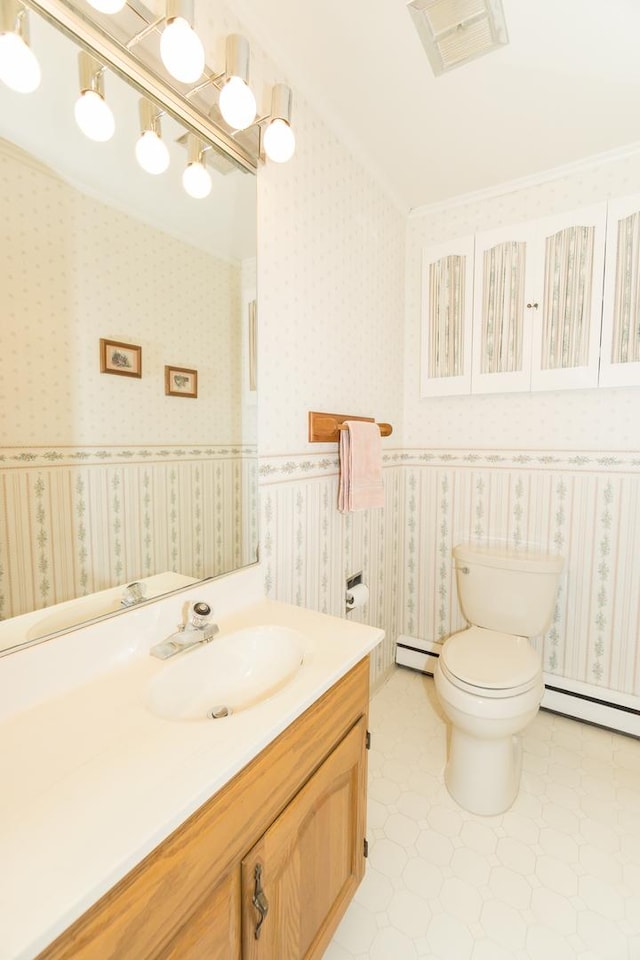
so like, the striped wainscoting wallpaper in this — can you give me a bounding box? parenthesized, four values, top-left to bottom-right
(397, 449, 640, 698)
(258, 449, 640, 704)
(0, 445, 257, 621)
(259, 454, 403, 684)
(3, 441, 638, 714)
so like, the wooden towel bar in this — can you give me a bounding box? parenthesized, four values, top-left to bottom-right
(308, 410, 393, 443)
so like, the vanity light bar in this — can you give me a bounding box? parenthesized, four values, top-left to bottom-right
(24, 0, 259, 172)
(10, 0, 295, 176)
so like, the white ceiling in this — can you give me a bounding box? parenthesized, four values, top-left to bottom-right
(228, 0, 640, 212)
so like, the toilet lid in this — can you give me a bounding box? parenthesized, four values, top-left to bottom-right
(441, 627, 541, 692)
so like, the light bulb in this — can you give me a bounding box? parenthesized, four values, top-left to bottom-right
(86, 0, 126, 11)
(182, 161, 211, 199)
(263, 118, 295, 164)
(135, 130, 170, 174)
(74, 89, 115, 142)
(0, 30, 40, 93)
(160, 17, 204, 84)
(218, 75, 256, 131)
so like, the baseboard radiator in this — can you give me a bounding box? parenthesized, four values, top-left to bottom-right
(396, 635, 640, 739)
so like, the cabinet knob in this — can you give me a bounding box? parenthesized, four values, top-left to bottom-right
(526, 302, 539, 309)
(252, 863, 270, 940)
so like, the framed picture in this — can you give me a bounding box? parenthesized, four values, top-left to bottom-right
(165, 365, 198, 398)
(100, 338, 142, 378)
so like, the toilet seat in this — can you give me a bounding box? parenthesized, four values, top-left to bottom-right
(440, 626, 541, 698)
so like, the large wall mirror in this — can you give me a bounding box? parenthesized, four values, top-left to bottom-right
(0, 4, 258, 656)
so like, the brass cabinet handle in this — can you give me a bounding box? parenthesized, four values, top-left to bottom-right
(526, 302, 539, 309)
(252, 863, 269, 940)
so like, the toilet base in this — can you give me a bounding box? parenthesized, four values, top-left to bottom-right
(444, 727, 523, 816)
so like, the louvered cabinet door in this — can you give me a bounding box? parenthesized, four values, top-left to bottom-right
(472, 221, 538, 393)
(420, 235, 475, 396)
(599, 193, 640, 388)
(530, 202, 607, 391)
(241, 717, 367, 960)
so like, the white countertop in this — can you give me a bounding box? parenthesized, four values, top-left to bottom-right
(0, 571, 383, 960)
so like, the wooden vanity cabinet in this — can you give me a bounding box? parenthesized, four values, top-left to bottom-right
(37, 658, 370, 960)
(157, 869, 242, 960)
(241, 717, 366, 959)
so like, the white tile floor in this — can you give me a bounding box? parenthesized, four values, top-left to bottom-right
(324, 667, 640, 960)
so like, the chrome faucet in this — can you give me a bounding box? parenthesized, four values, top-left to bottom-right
(121, 581, 147, 607)
(150, 601, 219, 660)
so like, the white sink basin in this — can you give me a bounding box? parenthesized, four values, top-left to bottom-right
(146, 625, 307, 721)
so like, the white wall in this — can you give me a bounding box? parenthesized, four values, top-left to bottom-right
(255, 90, 407, 682)
(257, 108, 406, 456)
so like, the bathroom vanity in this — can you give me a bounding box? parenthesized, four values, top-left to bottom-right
(39, 661, 369, 960)
(0, 568, 383, 960)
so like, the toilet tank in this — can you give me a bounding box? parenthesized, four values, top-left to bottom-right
(453, 543, 564, 637)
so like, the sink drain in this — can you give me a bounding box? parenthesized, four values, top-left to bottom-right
(207, 705, 232, 719)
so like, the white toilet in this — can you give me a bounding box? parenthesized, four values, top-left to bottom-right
(434, 543, 563, 816)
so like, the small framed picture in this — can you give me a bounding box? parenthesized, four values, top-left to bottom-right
(100, 338, 142, 378)
(165, 365, 198, 398)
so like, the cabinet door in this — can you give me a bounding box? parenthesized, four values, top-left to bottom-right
(241, 717, 367, 960)
(530, 203, 607, 391)
(420, 236, 474, 396)
(472, 221, 538, 393)
(599, 193, 640, 387)
(157, 868, 241, 960)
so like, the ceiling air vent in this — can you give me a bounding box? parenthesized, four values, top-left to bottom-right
(407, 0, 508, 76)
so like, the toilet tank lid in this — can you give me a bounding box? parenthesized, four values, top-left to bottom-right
(453, 543, 564, 574)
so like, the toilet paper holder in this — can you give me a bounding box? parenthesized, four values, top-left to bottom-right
(345, 572, 369, 612)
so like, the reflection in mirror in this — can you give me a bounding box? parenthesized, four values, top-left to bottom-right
(0, 10, 258, 655)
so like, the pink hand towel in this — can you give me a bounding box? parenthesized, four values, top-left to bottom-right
(338, 420, 384, 512)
